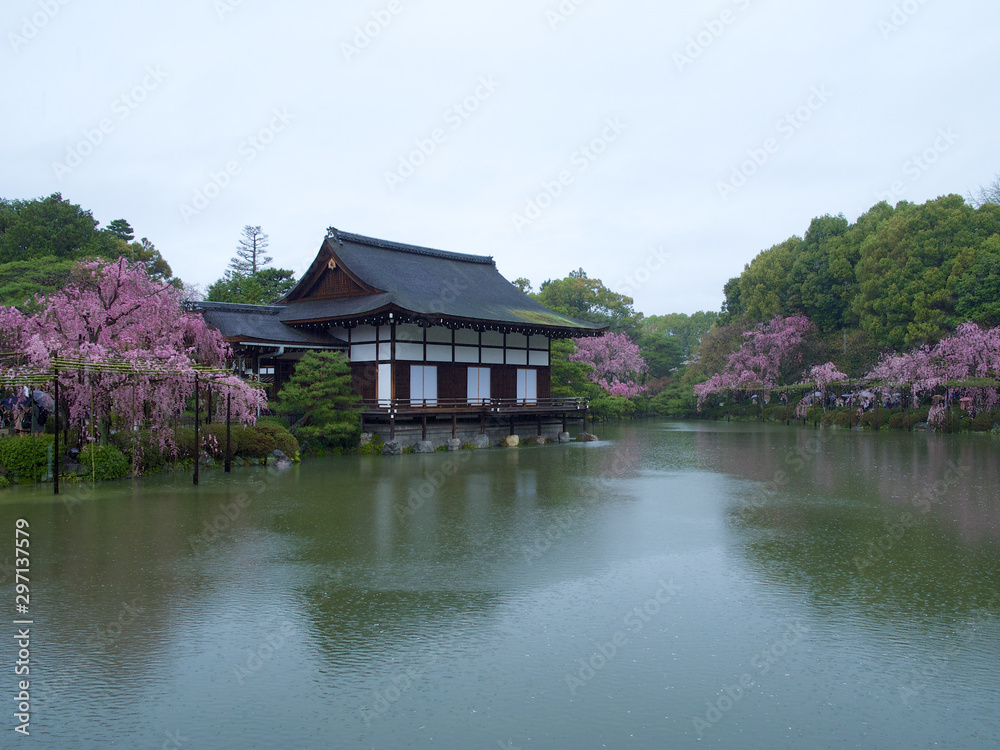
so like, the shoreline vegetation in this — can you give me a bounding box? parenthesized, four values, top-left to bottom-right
(3, 402, 996, 489)
(2, 185, 1000, 486)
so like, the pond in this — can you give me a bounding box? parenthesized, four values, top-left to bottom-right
(2, 420, 998, 748)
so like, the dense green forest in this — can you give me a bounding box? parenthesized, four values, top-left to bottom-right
(719, 194, 1000, 352)
(528, 188, 1000, 420)
(0, 194, 178, 306)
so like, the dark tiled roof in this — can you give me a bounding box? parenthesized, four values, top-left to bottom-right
(194, 302, 346, 346)
(276, 229, 605, 333)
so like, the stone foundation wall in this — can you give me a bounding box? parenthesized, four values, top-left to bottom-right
(363, 414, 585, 449)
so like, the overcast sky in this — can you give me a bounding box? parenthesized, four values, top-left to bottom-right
(5, 0, 998, 316)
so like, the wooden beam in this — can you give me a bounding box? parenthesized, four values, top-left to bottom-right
(193, 374, 199, 486)
(53, 365, 59, 496)
(225, 392, 232, 473)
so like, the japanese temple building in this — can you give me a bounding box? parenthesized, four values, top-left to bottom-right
(195, 227, 606, 443)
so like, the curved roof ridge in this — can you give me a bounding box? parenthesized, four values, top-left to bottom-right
(336, 230, 495, 265)
(190, 301, 286, 313)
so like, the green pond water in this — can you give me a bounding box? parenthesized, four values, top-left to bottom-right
(2, 420, 999, 748)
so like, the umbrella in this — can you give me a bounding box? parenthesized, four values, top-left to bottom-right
(31, 390, 55, 411)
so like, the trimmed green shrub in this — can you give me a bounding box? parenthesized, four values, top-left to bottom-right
(253, 421, 300, 456)
(109, 421, 300, 474)
(888, 412, 909, 430)
(589, 396, 637, 421)
(970, 409, 1000, 432)
(822, 410, 853, 428)
(78, 444, 131, 480)
(0, 435, 53, 482)
(766, 406, 789, 422)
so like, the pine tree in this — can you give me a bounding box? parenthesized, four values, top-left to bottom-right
(229, 225, 272, 276)
(274, 351, 360, 449)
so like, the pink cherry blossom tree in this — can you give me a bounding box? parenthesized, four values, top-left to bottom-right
(569, 332, 648, 398)
(0, 258, 265, 456)
(695, 315, 815, 409)
(798, 361, 848, 415)
(865, 322, 1000, 426)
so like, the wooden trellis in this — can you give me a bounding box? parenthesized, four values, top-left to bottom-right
(0, 354, 257, 493)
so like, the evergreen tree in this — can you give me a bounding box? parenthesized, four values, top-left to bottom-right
(230, 225, 272, 276)
(273, 351, 360, 449)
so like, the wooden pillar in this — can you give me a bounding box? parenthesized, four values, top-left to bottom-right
(421, 415, 427, 441)
(193, 374, 200, 486)
(53, 365, 59, 496)
(452, 413, 457, 439)
(537, 413, 542, 436)
(225, 392, 232, 473)
(390, 413, 396, 441)
(509, 416, 514, 436)
(562, 413, 567, 432)
(480, 411, 485, 435)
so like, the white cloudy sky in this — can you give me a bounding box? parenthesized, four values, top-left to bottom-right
(5, 0, 998, 316)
